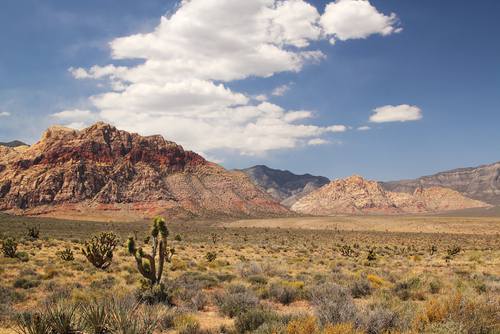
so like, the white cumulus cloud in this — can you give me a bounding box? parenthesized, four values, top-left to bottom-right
(357, 126, 371, 130)
(0, 112, 11, 117)
(320, 0, 401, 44)
(369, 105, 422, 123)
(66, 0, 400, 156)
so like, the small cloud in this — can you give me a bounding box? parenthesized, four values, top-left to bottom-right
(0, 112, 10, 117)
(51, 109, 98, 119)
(326, 125, 347, 132)
(369, 104, 422, 123)
(357, 126, 371, 130)
(253, 94, 268, 102)
(308, 138, 329, 145)
(272, 84, 291, 96)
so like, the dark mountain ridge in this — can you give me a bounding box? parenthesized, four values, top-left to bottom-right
(233, 165, 330, 208)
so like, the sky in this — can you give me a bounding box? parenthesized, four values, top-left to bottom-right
(1, 0, 499, 182)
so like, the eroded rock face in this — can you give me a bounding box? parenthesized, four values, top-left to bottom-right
(0, 122, 292, 220)
(291, 174, 489, 215)
(379, 162, 500, 205)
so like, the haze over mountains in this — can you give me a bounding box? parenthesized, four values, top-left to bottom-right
(233, 165, 330, 208)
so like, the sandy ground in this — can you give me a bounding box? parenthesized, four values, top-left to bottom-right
(219, 215, 500, 235)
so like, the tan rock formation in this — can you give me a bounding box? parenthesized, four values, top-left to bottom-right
(291, 174, 489, 215)
(0, 122, 292, 220)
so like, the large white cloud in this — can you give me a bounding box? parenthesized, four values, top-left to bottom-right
(67, 0, 401, 157)
(369, 105, 422, 123)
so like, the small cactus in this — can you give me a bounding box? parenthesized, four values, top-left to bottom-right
(205, 251, 217, 262)
(24, 223, 41, 239)
(60, 248, 74, 261)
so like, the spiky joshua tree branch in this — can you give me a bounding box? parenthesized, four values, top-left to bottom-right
(127, 216, 175, 285)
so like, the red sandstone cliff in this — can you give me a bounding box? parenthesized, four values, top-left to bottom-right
(290, 174, 489, 215)
(0, 122, 292, 220)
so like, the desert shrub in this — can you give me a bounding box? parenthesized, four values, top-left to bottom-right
(284, 315, 319, 334)
(428, 280, 443, 294)
(25, 223, 41, 239)
(177, 271, 219, 288)
(215, 272, 236, 283)
(367, 275, 384, 289)
(212, 283, 260, 318)
(89, 276, 116, 290)
(247, 274, 269, 286)
(43, 269, 59, 280)
(135, 278, 173, 305)
(237, 261, 263, 278)
(16, 251, 29, 262)
(424, 292, 500, 333)
(392, 275, 421, 301)
(171, 258, 187, 271)
(174, 314, 200, 334)
(269, 283, 297, 305)
(348, 275, 372, 298)
(234, 308, 280, 333)
(13, 277, 39, 289)
(322, 322, 366, 334)
(190, 290, 209, 311)
(261, 258, 286, 277)
(365, 307, 398, 334)
(310, 283, 362, 328)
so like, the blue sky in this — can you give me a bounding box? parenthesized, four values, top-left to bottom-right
(1, 0, 499, 182)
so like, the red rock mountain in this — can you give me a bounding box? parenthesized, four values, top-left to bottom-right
(0, 122, 292, 220)
(291, 174, 489, 215)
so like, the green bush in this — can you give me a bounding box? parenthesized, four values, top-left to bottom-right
(81, 232, 119, 269)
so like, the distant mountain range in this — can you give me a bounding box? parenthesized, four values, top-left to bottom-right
(0, 140, 27, 148)
(291, 174, 488, 215)
(233, 165, 330, 208)
(379, 161, 500, 205)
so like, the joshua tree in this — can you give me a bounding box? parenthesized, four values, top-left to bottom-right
(24, 223, 41, 239)
(1, 237, 18, 258)
(127, 216, 175, 285)
(81, 232, 119, 269)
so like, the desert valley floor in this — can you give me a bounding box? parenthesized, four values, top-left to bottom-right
(2, 211, 500, 334)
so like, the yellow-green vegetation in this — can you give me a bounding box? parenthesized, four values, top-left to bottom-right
(1, 214, 500, 333)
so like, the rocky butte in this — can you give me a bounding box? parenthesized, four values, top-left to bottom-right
(291, 174, 489, 215)
(0, 122, 292, 220)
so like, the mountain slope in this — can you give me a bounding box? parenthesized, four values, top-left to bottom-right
(0, 140, 28, 148)
(379, 161, 500, 205)
(0, 122, 292, 220)
(291, 174, 489, 215)
(234, 165, 330, 208)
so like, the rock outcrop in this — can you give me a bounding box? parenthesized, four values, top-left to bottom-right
(233, 165, 330, 208)
(0, 122, 293, 220)
(291, 174, 489, 215)
(379, 162, 500, 205)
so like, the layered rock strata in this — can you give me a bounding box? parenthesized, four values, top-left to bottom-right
(0, 122, 292, 220)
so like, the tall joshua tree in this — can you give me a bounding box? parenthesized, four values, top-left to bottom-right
(127, 216, 175, 285)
